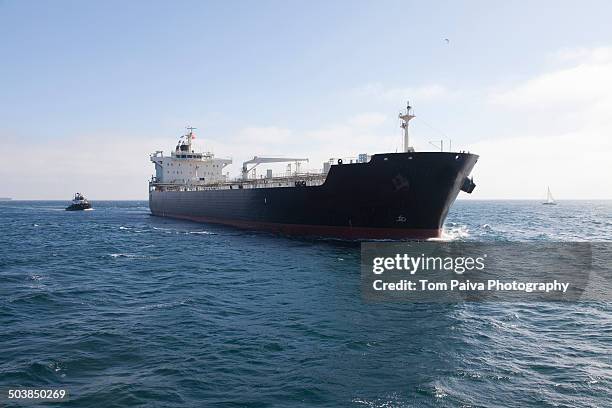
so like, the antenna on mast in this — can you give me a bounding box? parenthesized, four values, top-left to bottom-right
(399, 101, 416, 152)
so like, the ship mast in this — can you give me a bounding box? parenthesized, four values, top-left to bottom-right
(399, 102, 416, 152)
(186, 126, 197, 151)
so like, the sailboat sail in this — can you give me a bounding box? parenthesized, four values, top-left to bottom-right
(543, 187, 556, 205)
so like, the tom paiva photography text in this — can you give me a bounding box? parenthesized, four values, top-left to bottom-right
(370, 254, 570, 294)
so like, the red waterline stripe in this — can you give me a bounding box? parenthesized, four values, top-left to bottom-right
(152, 212, 441, 240)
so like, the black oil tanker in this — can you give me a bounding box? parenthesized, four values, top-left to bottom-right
(150, 151, 477, 239)
(148, 106, 478, 240)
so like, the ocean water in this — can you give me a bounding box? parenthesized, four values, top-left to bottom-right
(0, 200, 610, 407)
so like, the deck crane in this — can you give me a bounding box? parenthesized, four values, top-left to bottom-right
(242, 157, 308, 180)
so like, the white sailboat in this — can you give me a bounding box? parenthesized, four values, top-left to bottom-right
(543, 186, 556, 205)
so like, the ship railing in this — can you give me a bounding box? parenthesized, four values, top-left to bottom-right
(215, 172, 327, 190)
(239, 168, 325, 182)
(149, 171, 328, 192)
(237, 171, 326, 183)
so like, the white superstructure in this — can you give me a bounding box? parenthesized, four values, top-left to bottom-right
(71, 192, 88, 204)
(150, 127, 232, 186)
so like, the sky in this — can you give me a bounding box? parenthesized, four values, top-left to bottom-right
(1, 0, 611, 199)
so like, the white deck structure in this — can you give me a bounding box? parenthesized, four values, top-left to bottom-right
(150, 127, 232, 187)
(149, 127, 372, 192)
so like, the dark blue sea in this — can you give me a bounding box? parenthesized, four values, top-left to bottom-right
(1, 200, 611, 407)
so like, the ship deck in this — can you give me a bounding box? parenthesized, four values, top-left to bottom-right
(150, 172, 328, 192)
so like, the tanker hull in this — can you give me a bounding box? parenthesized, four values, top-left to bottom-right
(149, 152, 478, 240)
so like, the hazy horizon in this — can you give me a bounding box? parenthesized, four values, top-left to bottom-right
(4, 198, 612, 202)
(1, 1, 612, 200)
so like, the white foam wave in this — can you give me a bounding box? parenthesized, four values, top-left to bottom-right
(435, 223, 470, 241)
(108, 253, 146, 259)
(139, 298, 192, 310)
(152, 226, 173, 233)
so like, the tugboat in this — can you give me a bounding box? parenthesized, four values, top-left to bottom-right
(65, 193, 92, 211)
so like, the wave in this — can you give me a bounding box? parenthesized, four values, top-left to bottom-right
(139, 298, 192, 311)
(438, 222, 470, 241)
(152, 226, 173, 233)
(108, 253, 148, 259)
